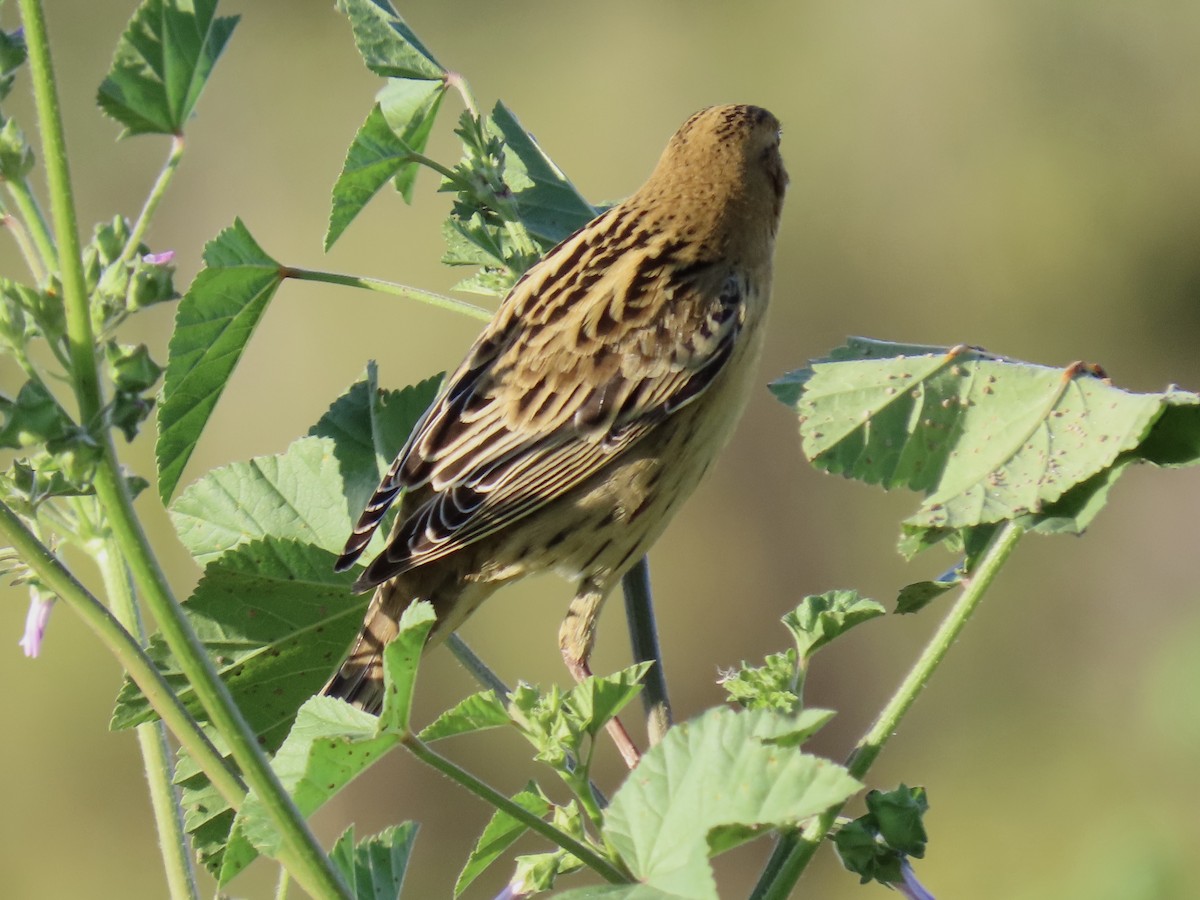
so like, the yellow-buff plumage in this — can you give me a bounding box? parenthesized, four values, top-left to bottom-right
(325, 104, 788, 744)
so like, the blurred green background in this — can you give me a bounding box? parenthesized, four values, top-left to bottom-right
(3, 1, 1200, 897)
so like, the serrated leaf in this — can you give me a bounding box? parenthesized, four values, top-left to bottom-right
(377, 601, 438, 733)
(782, 590, 885, 661)
(773, 338, 1200, 547)
(454, 783, 550, 897)
(326, 88, 445, 249)
(227, 697, 396, 883)
(378, 77, 447, 201)
(156, 219, 281, 502)
(418, 689, 508, 742)
(488, 101, 597, 245)
(603, 707, 861, 899)
(111, 538, 363, 739)
(336, 0, 444, 79)
(720, 650, 800, 712)
(308, 367, 441, 522)
(565, 662, 651, 737)
(169, 435, 354, 564)
(97, 0, 238, 136)
(224, 605, 434, 882)
(332, 822, 419, 900)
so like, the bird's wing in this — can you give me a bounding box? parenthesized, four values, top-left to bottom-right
(339, 216, 747, 586)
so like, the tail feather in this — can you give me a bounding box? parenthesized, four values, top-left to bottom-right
(322, 584, 402, 716)
(322, 654, 386, 715)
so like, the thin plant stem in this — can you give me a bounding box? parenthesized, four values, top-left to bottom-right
(749, 522, 1025, 900)
(2, 210, 47, 283)
(17, 4, 349, 895)
(5, 177, 57, 276)
(445, 633, 611, 813)
(119, 134, 185, 266)
(0, 499, 246, 808)
(280, 265, 492, 322)
(94, 540, 200, 900)
(401, 733, 629, 884)
(274, 870, 291, 900)
(621, 555, 672, 745)
(444, 70, 478, 117)
(446, 633, 510, 697)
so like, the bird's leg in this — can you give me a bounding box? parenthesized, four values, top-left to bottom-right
(561, 583, 642, 769)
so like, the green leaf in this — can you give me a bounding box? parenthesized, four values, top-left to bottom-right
(170, 369, 436, 565)
(773, 338, 1200, 548)
(833, 784, 929, 887)
(173, 725, 244, 878)
(782, 590, 885, 661)
(867, 784, 928, 857)
(111, 537, 363, 742)
(0, 380, 73, 449)
(222, 604, 435, 882)
(377, 601, 438, 734)
(97, 0, 238, 136)
(565, 662, 651, 738)
(326, 88, 445, 249)
(107, 341, 164, 394)
(0, 25, 28, 102)
(1138, 393, 1200, 467)
(488, 101, 598, 245)
(335, 0, 444, 79)
(603, 707, 861, 899)
(331, 822, 419, 900)
(895, 576, 957, 614)
(228, 697, 397, 883)
(169, 435, 355, 564)
(418, 689, 508, 742)
(454, 782, 551, 897)
(156, 220, 282, 502)
(0, 117, 33, 179)
(308, 367, 441, 523)
(720, 650, 800, 712)
(379, 77, 447, 200)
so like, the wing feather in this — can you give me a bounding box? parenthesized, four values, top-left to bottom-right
(340, 207, 747, 587)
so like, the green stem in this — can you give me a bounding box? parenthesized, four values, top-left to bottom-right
(92, 468, 350, 899)
(5, 177, 57, 277)
(119, 134, 185, 266)
(18, 0, 99, 425)
(94, 539, 199, 900)
(18, 4, 349, 896)
(446, 633, 510, 697)
(621, 555, 672, 745)
(401, 734, 629, 883)
(444, 70, 478, 117)
(405, 148, 469, 188)
(280, 265, 492, 322)
(0, 499, 246, 809)
(750, 522, 1024, 900)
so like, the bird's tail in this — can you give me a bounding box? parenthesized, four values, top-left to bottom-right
(322, 583, 404, 716)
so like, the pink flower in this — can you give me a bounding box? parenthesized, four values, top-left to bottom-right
(142, 250, 175, 265)
(19, 590, 54, 658)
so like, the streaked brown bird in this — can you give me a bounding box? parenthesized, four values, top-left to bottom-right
(325, 104, 788, 759)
